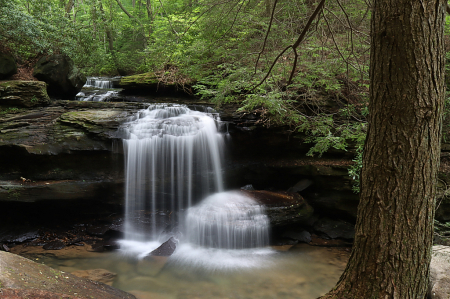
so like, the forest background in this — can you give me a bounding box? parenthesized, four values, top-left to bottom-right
(1, 0, 449, 192)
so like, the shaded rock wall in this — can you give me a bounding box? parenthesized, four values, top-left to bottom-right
(0, 52, 17, 79)
(33, 54, 86, 97)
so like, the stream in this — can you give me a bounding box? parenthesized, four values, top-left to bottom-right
(12, 243, 349, 299)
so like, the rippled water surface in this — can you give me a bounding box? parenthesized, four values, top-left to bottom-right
(15, 244, 349, 299)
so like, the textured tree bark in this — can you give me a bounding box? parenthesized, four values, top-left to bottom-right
(319, 0, 446, 298)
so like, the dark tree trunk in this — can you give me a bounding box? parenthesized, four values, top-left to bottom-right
(65, 0, 74, 17)
(98, 0, 114, 53)
(320, 0, 446, 298)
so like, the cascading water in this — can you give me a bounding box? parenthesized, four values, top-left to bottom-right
(120, 103, 272, 269)
(76, 90, 118, 102)
(121, 104, 224, 240)
(186, 191, 270, 249)
(84, 77, 114, 89)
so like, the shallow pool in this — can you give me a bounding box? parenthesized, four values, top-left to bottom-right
(13, 243, 349, 299)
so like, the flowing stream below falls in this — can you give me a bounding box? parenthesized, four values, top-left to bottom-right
(14, 244, 349, 299)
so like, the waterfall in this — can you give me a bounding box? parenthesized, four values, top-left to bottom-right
(121, 104, 224, 240)
(186, 191, 270, 249)
(76, 90, 118, 102)
(84, 77, 114, 89)
(120, 103, 271, 269)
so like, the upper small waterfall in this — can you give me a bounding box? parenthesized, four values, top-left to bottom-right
(84, 77, 114, 89)
(121, 104, 225, 240)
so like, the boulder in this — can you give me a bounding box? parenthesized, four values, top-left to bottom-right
(0, 81, 50, 107)
(43, 240, 66, 250)
(429, 245, 450, 299)
(0, 53, 17, 79)
(241, 189, 314, 226)
(0, 251, 136, 299)
(33, 54, 86, 97)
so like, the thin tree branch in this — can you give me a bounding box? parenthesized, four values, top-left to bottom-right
(158, 0, 179, 36)
(114, 0, 134, 19)
(250, 45, 292, 92)
(254, 0, 279, 74)
(322, 9, 361, 73)
(212, 0, 248, 43)
(288, 0, 326, 84)
(251, 0, 327, 91)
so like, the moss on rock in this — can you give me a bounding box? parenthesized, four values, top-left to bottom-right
(0, 81, 50, 108)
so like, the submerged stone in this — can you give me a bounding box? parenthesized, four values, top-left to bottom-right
(71, 269, 117, 286)
(43, 240, 66, 250)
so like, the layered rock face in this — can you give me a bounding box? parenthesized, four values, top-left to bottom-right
(2, 80, 450, 247)
(0, 81, 50, 107)
(0, 99, 145, 204)
(33, 54, 86, 97)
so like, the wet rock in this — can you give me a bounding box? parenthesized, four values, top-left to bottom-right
(71, 269, 117, 286)
(87, 225, 110, 237)
(33, 54, 86, 97)
(90, 240, 106, 252)
(0, 180, 123, 203)
(309, 234, 352, 247)
(304, 191, 359, 220)
(150, 237, 177, 257)
(0, 251, 136, 298)
(0, 229, 40, 243)
(429, 245, 450, 299)
(241, 184, 255, 190)
(241, 190, 314, 226)
(0, 52, 17, 79)
(103, 239, 120, 250)
(43, 240, 66, 250)
(1, 243, 10, 252)
(287, 179, 313, 193)
(313, 217, 355, 240)
(0, 81, 51, 107)
(282, 230, 312, 244)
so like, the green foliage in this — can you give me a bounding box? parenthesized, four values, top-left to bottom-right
(2, 0, 375, 189)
